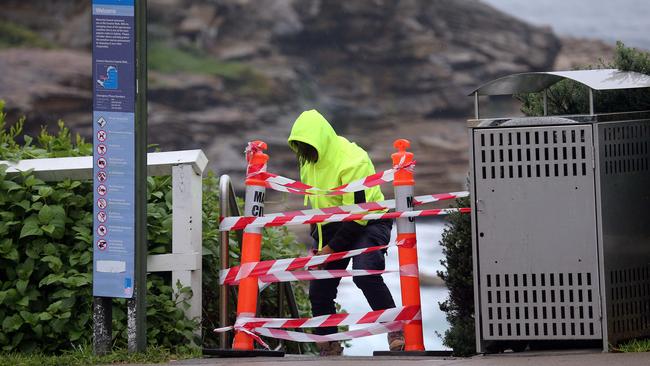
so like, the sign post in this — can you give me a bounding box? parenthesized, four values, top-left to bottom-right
(92, 0, 147, 354)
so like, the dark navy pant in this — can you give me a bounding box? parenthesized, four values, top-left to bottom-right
(309, 220, 396, 335)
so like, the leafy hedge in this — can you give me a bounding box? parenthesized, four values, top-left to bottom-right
(0, 101, 312, 354)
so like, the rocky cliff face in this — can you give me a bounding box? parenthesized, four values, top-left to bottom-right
(0, 0, 566, 197)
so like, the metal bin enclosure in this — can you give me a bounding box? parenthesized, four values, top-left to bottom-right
(468, 70, 650, 352)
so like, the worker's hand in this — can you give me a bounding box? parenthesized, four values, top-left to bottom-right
(308, 245, 333, 270)
(316, 245, 334, 256)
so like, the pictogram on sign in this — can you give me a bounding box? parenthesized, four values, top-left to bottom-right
(97, 225, 107, 236)
(97, 130, 107, 142)
(97, 157, 107, 169)
(97, 184, 107, 196)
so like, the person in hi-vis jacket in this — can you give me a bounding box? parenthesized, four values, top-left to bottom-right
(288, 109, 405, 355)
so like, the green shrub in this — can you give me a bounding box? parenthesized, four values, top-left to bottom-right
(0, 105, 196, 353)
(0, 102, 312, 354)
(437, 197, 474, 356)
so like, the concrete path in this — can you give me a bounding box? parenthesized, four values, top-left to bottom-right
(130, 349, 650, 366)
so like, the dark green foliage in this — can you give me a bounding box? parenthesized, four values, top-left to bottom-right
(437, 197, 475, 356)
(0, 102, 313, 354)
(517, 42, 650, 116)
(0, 104, 196, 353)
(518, 77, 590, 116)
(614, 41, 650, 74)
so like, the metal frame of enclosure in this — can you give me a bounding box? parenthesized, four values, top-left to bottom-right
(468, 69, 650, 352)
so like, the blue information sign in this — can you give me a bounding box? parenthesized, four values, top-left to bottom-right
(92, 0, 136, 298)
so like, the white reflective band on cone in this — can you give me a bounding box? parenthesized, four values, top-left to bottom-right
(244, 185, 265, 234)
(395, 185, 416, 234)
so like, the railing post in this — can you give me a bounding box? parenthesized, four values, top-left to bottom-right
(392, 139, 425, 351)
(172, 164, 203, 333)
(232, 141, 268, 350)
(218, 176, 232, 349)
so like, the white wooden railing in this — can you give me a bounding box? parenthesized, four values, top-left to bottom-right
(1, 150, 208, 324)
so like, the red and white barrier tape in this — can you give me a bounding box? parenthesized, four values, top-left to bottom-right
(214, 306, 421, 347)
(229, 269, 395, 285)
(248, 159, 415, 196)
(220, 238, 415, 285)
(234, 305, 420, 329)
(220, 207, 471, 231)
(264, 191, 469, 219)
(252, 321, 409, 344)
(260, 265, 417, 284)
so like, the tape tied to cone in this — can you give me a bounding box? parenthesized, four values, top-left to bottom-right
(246, 159, 416, 196)
(214, 305, 421, 348)
(245, 141, 268, 176)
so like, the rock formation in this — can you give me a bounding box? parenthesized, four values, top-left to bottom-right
(0, 0, 573, 198)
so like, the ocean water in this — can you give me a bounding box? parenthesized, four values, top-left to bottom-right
(482, 0, 650, 50)
(336, 221, 450, 355)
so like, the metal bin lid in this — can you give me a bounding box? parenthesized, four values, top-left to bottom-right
(469, 69, 650, 96)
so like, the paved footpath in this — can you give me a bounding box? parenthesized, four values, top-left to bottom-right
(128, 349, 650, 366)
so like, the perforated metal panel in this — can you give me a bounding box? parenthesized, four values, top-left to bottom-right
(470, 114, 650, 351)
(608, 266, 650, 339)
(476, 127, 591, 181)
(472, 124, 603, 342)
(596, 120, 650, 345)
(484, 272, 600, 339)
(602, 123, 650, 175)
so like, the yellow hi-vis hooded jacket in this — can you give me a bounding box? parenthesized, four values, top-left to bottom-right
(288, 109, 386, 250)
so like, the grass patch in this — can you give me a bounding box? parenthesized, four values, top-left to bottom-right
(0, 21, 53, 49)
(148, 42, 251, 80)
(615, 338, 650, 353)
(147, 42, 275, 100)
(0, 344, 201, 366)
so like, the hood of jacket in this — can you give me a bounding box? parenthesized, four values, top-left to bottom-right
(287, 109, 340, 167)
(287, 109, 384, 217)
